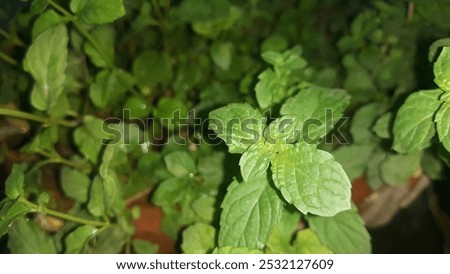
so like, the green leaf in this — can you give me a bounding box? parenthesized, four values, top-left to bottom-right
(8, 217, 57, 254)
(90, 70, 129, 108)
(211, 42, 233, 71)
(99, 145, 126, 214)
(133, 50, 172, 90)
(380, 153, 420, 186)
(219, 175, 283, 249)
(265, 209, 301, 254)
(5, 164, 25, 199)
(153, 178, 190, 208)
(132, 239, 159, 254)
(124, 96, 151, 119)
(373, 112, 393, 139)
(212, 246, 263, 254)
(435, 101, 450, 152)
(239, 142, 270, 182)
(434, 46, 450, 92)
(91, 225, 127, 253)
(209, 103, 266, 154)
(26, 126, 59, 153)
(83, 25, 115, 68)
(191, 6, 242, 38)
(350, 103, 381, 144)
(307, 209, 371, 254)
(191, 195, 215, 222)
(280, 87, 350, 141)
(32, 10, 67, 40)
(271, 143, 351, 217)
(65, 225, 97, 253)
(173, 0, 230, 23)
(293, 229, 332, 254)
(70, 0, 125, 25)
(87, 176, 105, 217)
(30, 0, 49, 15)
(181, 223, 216, 254)
(366, 148, 386, 189)
(164, 151, 196, 177)
(153, 97, 189, 129)
(332, 144, 374, 182)
(261, 34, 288, 53)
(61, 167, 91, 203)
(74, 115, 107, 164)
(0, 200, 30, 237)
(264, 116, 298, 144)
(24, 24, 68, 113)
(255, 69, 287, 109)
(421, 149, 444, 180)
(393, 89, 443, 153)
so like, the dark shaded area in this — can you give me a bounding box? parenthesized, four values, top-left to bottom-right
(369, 189, 444, 254)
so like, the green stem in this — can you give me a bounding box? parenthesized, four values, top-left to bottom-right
(36, 150, 85, 170)
(0, 28, 25, 47)
(48, 0, 73, 18)
(0, 52, 17, 66)
(19, 197, 109, 227)
(0, 108, 79, 127)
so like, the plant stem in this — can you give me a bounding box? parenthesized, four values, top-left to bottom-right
(36, 150, 85, 170)
(0, 28, 25, 47)
(19, 197, 110, 227)
(0, 52, 17, 66)
(0, 108, 79, 127)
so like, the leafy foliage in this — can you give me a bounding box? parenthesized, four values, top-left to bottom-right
(3, 0, 450, 255)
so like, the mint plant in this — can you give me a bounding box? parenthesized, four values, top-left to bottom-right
(392, 45, 450, 181)
(203, 49, 371, 253)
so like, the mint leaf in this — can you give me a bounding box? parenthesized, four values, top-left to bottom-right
(307, 209, 371, 254)
(181, 223, 216, 254)
(0, 200, 30, 237)
(133, 50, 173, 90)
(24, 24, 68, 113)
(255, 69, 287, 109)
(219, 175, 283, 249)
(132, 239, 158, 254)
(32, 10, 67, 40)
(239, 142, 270, 182)
(332, 144, 374, 182)
(61, 167, 91, 203)
(271, 143, 351, 216)
(74, 115, 108, 164)
(293, 229, 332, 254)
(87, 176, 105, 217)
(164, 151, 196, 178)
(153, 97, 189, 129)
(280, 87, 350, 141)
(434, 46, 450, 92)
(435, 101, 450, 152)
(373, 112, 393, 139)
(393, 89, 443, 153)
(350, 103, 381, 144)
(90, 69, 129, 108)
(70, 0, 125, 25)
(366, 148, 387, 189)
(380, 153, 420, 186)
(8, 217, 57, 254)
(211, 42, 233, 71)
(91, 225, 127, 254)
(264, 116, 298, 144)
(209, 103, 266, 153)
(5, 164, 25, 200)
(265, 209, 301, 254)
(65, 225, 97, 253)
(212, 246, 263, 254)
(84, 25, 115, 68)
